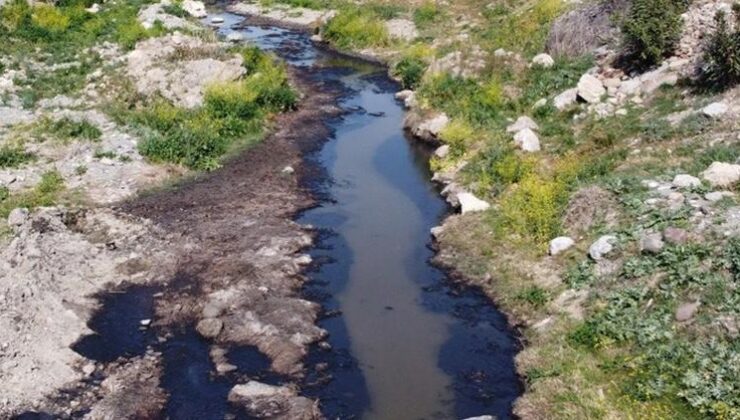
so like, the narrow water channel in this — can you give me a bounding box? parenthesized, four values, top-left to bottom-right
(212, 13, 521, 420)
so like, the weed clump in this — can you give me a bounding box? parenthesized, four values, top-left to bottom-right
(700, 5, 740, 90)
(323, 8, 389, 49)
(393, 56, 426, 90)
(0, 146, 34, 168)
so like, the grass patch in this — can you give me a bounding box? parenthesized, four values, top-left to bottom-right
(323, 7, 390, 49)
(0, 145, 35, 168)
(128, 48, 295, 170)
(0, 170, 65, 218)
(32, 117, 102, 143)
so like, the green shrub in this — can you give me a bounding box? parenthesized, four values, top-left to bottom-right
(0, 170, 64, 218)
(0, 0, 31, 32)
(0, 146, 34, 168)
(393, 56, 426, 89)
(700, 6, 740, 90)
(205, 82, 260, 119)
(620, 0, 688, 68)
(323, 8, 389, 49)
(38, 117, 102, 142)
(114, 18, 149, 49)
(516, 286, 551, 308)
(500, 173, 567, 243)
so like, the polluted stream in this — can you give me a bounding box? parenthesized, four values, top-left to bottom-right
(53, 11, 522, 420)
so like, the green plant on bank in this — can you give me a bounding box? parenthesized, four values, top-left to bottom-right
(33, 117, 102, 143)
(393, 56, 426, 89)
(413, 1, 440, 28)
(620, 0, 690, 68)
(481, 0, 563, 56)
(0, 145, 35, 168)
(700, 4, 740, 90)
(0, 170, 64, 218)
(131, 48, 296, 170)
(323, 7, 390, 49)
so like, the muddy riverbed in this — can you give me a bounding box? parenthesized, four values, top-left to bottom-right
(10, 11, 521, 420)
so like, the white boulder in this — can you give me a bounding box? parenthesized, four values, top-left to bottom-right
(513, 128, 541, 152)
(457, 192, 491, 214)
(506, 116, 539, 133)
(549, 236, 575, 256)
(701, 162, 740, 188)
(702, 101, 728, 118)
(672, 174, 701, 189)
(554, 88, 578, 110)
(182, 0, 207, 18)
(7, 208, 29, 227)
(577, 74, 605, 103)
(532, 53, 555, 68)
(588, 235, 617, 261)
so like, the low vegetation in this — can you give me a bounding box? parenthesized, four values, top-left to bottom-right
(0, 170, 65, 218)
(701, 4, 740, 90)
(620, 0, 689, 68)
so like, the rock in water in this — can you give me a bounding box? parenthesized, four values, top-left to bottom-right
(196, 318, 224, 338)
(229, 381, 320, 419)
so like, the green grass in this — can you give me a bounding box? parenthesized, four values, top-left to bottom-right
(323, 7, 390, 49)
(128, 48, 296, 170)
(0, 170, 65, 218)
(0, 145, 35, 168)
(33, 117, 102, 143)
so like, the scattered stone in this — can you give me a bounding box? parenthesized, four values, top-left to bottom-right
(462, 417, 495, 420)
(705, 191, 734, 202)
(639, 68, 677, 94)
(211, 17, 224, 24)
(85, 3, 100, 13)
(434, 145, 450, 159)
(672, 174, 701, 189)
(182, 0, 207, 18)
(675, 301, 700, 322)
(310, 34, 323, 43)
(196, 317, 224, 338)
(282, 166, 295, 175)
(718, 315, 739, 338)
(549, 236, 575, 256)
(533, 98, 548, 109)
(531, 53, 555, 68)
(577, 74, 605, 103)
(228, 381, 320, 419)
(216, 363, 238, 374)
(395, 90, 414, 101)
(513, 128, 541, 152)
(139, 319, 152, 327)
(618, 79, 641, 96)
(640, 232, 664, 254)
(7, 208, 29, 227)
(663, 227, 689, 245)
(430, 225, 445, 239)
(702, 101, 728, 118)
(506, 116, 539, 133)
(411, 113, 449, 142)
(457, 192, 491, 214)
(554, 88, 578, 110)
(82, 363, 96, 376)
(701, 162, 740, 188)
(588, 235, 617, 261)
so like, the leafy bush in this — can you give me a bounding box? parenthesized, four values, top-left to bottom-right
(114, 18, 150, 49)
(323, 8, 389, 49)
(700, 6, 740, 90)
(393, 56, 426, 89)
(620, 0, 688, 68)
(516, 286, 551, 308)
(0, 0, 31, 32)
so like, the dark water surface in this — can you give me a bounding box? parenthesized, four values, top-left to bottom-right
(52, 12, 521, 420)
(210, 13, 521, 420)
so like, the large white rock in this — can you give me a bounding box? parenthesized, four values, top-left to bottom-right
(532, 53, 555, 68)
(577, 74, 605, 103)
(589, 235, 617, 261)
(457, 192, 491, 214)
(702, 101, 728, 118)
(672, 174, 701, 189)
(701, 162, 740, 188)
(554, 88, 578, 110)
(434, 145, 450, 159)
(549, 236, 575, 256)
(639, 68, 678, 94)
(513, 128, 541, 152)
(506, 116, 539, 133)
(182, 0, 207, 18)
(414, 113, 449, 141)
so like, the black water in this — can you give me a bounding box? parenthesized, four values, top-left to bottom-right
(53, 13, 520, 420)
